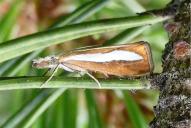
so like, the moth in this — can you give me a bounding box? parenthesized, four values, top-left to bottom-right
(32, 41, 154, 87)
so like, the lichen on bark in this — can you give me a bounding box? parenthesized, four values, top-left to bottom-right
(150, 0, 191, 127)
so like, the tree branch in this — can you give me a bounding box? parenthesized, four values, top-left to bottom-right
(150, 0, 191, 127)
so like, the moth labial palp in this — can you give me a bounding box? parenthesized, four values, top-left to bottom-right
(32, 41, 154, 88)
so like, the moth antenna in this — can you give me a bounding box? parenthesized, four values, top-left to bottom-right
(85, 71, 101, 88)
(40, 64, 59, 88)
(73, 44, 101, 51)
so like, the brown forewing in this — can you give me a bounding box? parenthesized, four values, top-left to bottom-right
(59, 42, 154, 77)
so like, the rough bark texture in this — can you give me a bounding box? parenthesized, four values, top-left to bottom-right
(150, 0, 191, 128)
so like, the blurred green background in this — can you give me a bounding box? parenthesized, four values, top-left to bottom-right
(0, 0, 170, 128)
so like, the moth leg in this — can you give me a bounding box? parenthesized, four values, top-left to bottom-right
(61, 63, 101, 88)
(83, 71, 101, 88)
(103, 72, 109, 78)
(40, 64, 60, 88)
(63, 65, 102, 88)
(42, 68, 53, 76)
(59, 63, 75, 72)
(79, 71, 85, 77)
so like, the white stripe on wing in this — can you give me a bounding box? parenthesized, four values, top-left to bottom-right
(64, 50, 143, 62)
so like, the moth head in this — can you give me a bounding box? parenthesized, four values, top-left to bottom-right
(32, 56, 59, 69)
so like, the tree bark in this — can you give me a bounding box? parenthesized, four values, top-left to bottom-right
(150, 0, 191, 127)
